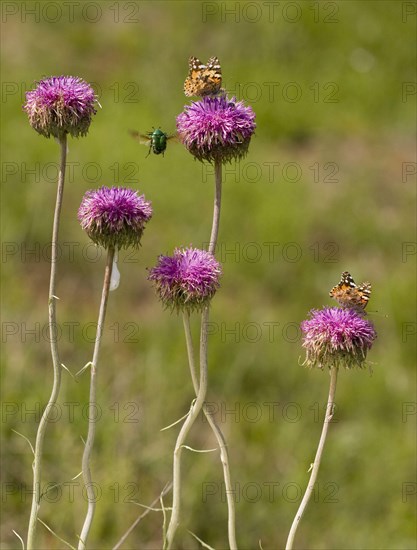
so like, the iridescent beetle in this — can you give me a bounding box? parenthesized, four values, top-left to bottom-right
(130, 128, 176, 157)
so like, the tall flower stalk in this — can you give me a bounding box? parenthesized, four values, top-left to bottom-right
(166, 306, 210, 549)
(285, 366, 338, 550)
(79, 245, 114, 549)
(285, 306, 377, 549)
(77, 186, 152, 549)
(203, 159, 237, 548)
(182, 310, 237, 549)
(202, 158, 239, 548)
(23, 76, 97, 549)
(27, 135, 67, 549)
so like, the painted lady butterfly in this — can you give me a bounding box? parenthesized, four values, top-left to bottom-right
(329, 271, 371, 310)
(184, 56, 222, 97)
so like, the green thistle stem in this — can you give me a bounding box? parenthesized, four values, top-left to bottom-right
(78, 247, 115, 550)
(27, 134, 67, 550)
(165, 307, 209, 549)
(172, 159, 237, 547)
(208, 160, 222, 255)
(182, 311, 237, 550)
(203, 158, 238, 548)
(285, 366, 339, 549)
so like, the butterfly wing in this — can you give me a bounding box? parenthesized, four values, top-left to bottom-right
(184, 56, 222, 97)
(184, 56, 204, 97)
(329, 271, 355, 298)
(356, 282, 371, 308)
(200, 56, 222, 94)
(187, 56, 203, 78)
(329, 271, 371, 310)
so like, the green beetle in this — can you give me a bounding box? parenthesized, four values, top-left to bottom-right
(130, 128, 176, 157)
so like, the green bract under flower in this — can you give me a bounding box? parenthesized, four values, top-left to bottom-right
(148, 247, 222, 312)
(23, 76, 97, 139)
(176, 95, 256, 164)
(301, 307, 377, 369)
(78, 186, 152, 250)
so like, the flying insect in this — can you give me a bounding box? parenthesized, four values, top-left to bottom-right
(130, 128, 176, 157)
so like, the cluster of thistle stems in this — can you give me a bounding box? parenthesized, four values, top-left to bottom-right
(24, 111, 337, 550)
(24, 134, 239, 549)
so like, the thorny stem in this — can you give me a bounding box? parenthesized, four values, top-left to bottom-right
(182, 312, 237, 550)
(165, 307, 209, 549)
(203, 158, 238, 547)
(285, 366, 339, 549)
(78, 247, 115, 550)
(27, 135, 67, 550)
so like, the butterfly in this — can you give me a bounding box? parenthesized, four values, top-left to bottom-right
(329, 271, 371, 310)
(183, 56, 222, 97)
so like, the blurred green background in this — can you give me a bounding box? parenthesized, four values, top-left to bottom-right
(1, 1, 416, 548)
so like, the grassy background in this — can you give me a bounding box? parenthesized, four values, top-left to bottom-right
(1, 1, 416, 548)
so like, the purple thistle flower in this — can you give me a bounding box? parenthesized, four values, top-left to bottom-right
(301, 307, 377, 369)
(23, 76, 98, 139)
(148, 247, 222, 312)
(78, 186, 152, 250)
(176, 95, 256, 163)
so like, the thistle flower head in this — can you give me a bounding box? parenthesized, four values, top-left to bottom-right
(78, 186, 152, 250)
(148, 247, 222, 312)
(176, 95, 256, 163)
(23, 76, 97, 139)
(301, 307, 377, 369)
